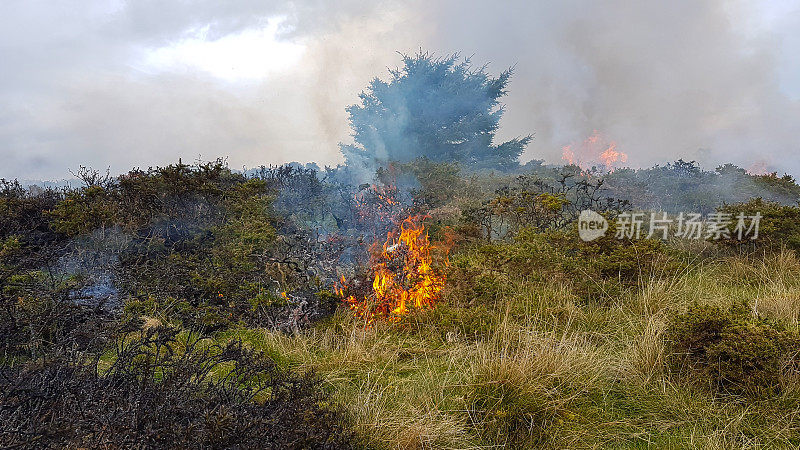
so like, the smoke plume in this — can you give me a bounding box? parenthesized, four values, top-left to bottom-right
(1, 0, 798, 179)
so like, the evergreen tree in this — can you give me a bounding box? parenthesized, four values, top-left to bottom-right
(341, 52, 531, 171)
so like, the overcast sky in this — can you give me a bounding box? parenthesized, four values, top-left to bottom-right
(1, 0, 799, 180)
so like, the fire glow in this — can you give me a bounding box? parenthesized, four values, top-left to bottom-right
(336, 215, 449, 324)
(561, 131, 628, 171)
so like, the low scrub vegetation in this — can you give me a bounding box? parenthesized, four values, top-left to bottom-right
(666, 303, 800, 397)
(4, 158, 800, 448)
(1, 326, 356, 448)
(717, 197, 800, 252)
(5, 49, 800, 448)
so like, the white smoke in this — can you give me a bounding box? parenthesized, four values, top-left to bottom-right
(1, 0, 798, 179)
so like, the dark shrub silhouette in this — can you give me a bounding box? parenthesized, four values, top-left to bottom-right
(0, 326, 357, 449)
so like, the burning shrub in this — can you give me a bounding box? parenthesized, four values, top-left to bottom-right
(351, 179, 405, 238)
(336, 215, 451, 324)
(0, 326, 358, 449)
(665, 303, 800, 397)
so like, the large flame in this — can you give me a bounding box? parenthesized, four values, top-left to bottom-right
(561, 130, 627, 172)
(336, 215, 449, 324)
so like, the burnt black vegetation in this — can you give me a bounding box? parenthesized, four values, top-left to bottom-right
(1, 326, 356, 449)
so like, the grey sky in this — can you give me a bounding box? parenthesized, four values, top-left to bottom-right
(1, 0, 798, 180)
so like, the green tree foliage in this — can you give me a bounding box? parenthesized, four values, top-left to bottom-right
(391, 158, 467, 209)
(341, 52, 531, 171)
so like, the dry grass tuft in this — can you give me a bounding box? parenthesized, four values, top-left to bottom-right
(216, 248, 800, 448)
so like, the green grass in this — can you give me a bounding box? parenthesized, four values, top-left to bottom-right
(195, 246, 800, 449)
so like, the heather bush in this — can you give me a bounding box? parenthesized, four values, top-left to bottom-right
(666, 303, 800, 397)
(462, 170, 629, 241)
(0, 326, 358, 449)
(43, 161, 344, 333)
(716, 198, 800, 252)
(449, 227, 684, 302)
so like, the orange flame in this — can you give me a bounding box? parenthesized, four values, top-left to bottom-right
(561, 146, 576, 165)
(599, 142, 627, 167)
(336, 215, 449, 324)
(561, 131, 627, 172)
(354, 184, 399, 210)
(352, 184, 402, 234)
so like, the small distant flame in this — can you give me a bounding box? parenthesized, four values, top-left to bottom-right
(747, 160, 769, 176)
(561, 146, 577, 165)
(353, 184, 403, 233)
(336, 215, 449, 324)
(561, 131, 627, 172)
(599, 142, 627, 167)
(355, 184, 399, 208)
